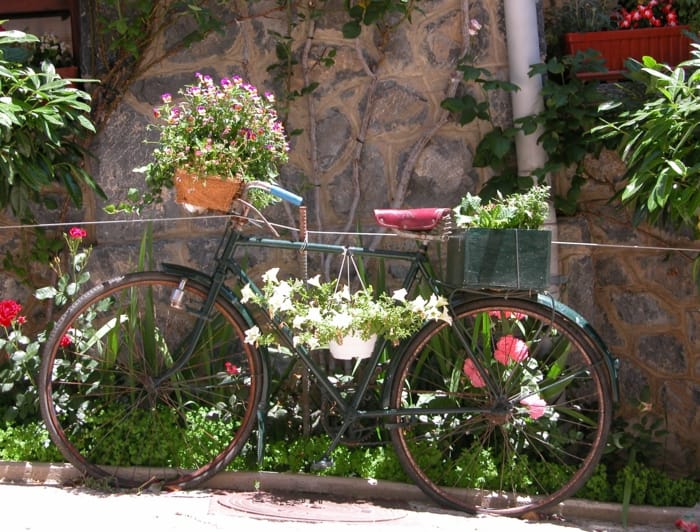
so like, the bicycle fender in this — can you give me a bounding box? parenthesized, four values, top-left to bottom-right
(535, 293, 619, 402)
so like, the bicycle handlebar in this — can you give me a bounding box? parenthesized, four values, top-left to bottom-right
(247, 181, 303, 206)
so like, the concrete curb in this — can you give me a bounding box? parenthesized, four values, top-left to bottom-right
(1, 460, 696, 527)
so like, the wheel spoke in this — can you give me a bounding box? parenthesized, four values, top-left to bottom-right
(389, 298, 612, 516)
(39, 273, 261, 488)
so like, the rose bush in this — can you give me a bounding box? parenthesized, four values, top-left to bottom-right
(0, 228, 91, 422)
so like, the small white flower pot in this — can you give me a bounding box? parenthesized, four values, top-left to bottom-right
(328, 334, 377, 360)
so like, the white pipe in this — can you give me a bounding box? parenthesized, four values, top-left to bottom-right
(503, 0, 560, 295)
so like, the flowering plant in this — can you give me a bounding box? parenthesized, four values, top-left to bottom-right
(0, 227, 91, 422)
(452, 184, 550, 229)
(31, 33, 73, 67)
(616, 0, 680, 28)
(133, 72, 290, 211)
(241, 268, 452, 351)
(461, 310, 549, 421)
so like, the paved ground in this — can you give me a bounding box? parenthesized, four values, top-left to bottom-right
(1, 462, 698, 531)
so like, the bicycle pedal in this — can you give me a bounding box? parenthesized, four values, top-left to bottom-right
(311, 457, 333, 471)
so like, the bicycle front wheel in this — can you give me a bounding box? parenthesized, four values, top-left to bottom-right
(388, 297, 613, 516)
(39, 272, 264, 489)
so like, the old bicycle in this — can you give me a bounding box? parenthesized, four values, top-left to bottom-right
(38, 182, 617, 516)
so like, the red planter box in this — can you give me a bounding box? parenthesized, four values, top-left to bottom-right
(564, 25, 692, 80)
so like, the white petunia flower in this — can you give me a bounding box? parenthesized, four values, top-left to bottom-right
(244, 326, 261, 345)
(240, 283, 255, 303)
(392, 288, 408, 302)
(262, 267, 280, 284)
(330, 311, 353, 329)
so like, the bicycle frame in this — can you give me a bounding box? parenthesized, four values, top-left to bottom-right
(161, 218, 468, 452)
(162, 214, 618, 462)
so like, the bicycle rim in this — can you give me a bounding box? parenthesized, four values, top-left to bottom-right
(38, 272, 263, 489)
(388, 297, 613, 516)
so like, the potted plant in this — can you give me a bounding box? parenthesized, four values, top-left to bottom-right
(445, 184, 551, 290)
(132, 72, 290, 213)
(0, 25, 102, 223)
(241, 268, 451, 359)
(558, 0, 693, 80)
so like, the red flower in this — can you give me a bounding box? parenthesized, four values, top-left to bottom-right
(59, 334, 73, 347)
(225, 362, 240, 375)
(0, 299, 22, 327)
(68, 227, 87, 239)
(676, 519, 699, 532)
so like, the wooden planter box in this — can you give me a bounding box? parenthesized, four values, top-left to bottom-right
(445, 229, 551, 291)
(564, 26, 692, 80)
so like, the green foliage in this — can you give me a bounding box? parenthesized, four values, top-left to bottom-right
(341, 0, 424, 39)
(592, 44, 700, 233)
(0, 420, 63, 462)
(452, 184, 550, 229)
(676, 0, 700, 29)
(0, 27, 104, 221)
(442, 60, 521, 194)
(521, 51, 614, 215)
(93, 1, 223, 67)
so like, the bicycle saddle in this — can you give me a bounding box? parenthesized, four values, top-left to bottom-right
(374, 208, 451, 231)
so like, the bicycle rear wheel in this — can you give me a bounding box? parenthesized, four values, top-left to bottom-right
(39, 272, 263, 489)
(388, 297, 613, 516)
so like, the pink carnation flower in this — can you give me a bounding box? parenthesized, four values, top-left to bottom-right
(463, 358, 486, 388)
(494, 335, 529, 365)
(520, 395, 547, 420)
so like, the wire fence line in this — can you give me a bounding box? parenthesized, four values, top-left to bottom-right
(0, 215, 698, 254)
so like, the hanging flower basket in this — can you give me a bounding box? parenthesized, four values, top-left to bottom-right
(240, 268, 452, 354)
(329, 333, 378, 360)
(174, 169, 243, 212)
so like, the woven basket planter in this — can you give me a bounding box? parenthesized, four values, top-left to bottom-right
(174, 169, 242, 212)
(445, 229, 551, 291)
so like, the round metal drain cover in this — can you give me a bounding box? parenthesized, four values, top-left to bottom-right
(216, 491, 407, 523)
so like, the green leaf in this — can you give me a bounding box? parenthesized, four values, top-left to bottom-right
(34, 286, 58, 300)
(342, 21, 361, 39)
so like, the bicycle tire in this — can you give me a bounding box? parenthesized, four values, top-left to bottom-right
(387, 297, 613, 516)
(38, 271, 264, 489)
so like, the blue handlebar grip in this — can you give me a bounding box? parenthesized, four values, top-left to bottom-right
(268, 184, 303, 206)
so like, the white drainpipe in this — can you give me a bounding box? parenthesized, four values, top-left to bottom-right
(503, 0, 560, 295)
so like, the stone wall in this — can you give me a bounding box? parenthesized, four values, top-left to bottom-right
(2, 0, 698, 476)
(554, 153, 700, 475)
